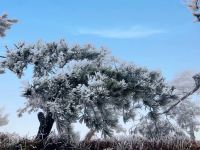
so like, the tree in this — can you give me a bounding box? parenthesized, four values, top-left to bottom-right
(0, 40, 199, 141)
(0, 13, 17, 127)
(171, 71, 200, 94)
(0, 41, 119, 139)
(0, 107, 8, 127)
(169, 71, 200, 141)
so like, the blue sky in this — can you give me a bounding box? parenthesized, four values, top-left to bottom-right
(0, 0, 200, 138)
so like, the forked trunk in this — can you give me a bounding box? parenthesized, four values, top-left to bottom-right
(35, 112, 54, 141)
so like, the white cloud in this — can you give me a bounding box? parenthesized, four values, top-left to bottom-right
(77, 26, 167, 39)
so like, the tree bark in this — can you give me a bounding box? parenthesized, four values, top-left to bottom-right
(83, 129, 96, 143)
(35, 112, 54, 141)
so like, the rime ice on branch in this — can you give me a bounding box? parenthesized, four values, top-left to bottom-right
(188, 0, 200, 22)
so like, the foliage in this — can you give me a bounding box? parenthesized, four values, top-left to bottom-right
(0, 13, 17, 126)
(0, 14, 17, 37)
(0, 41, 118, 137)
(133, 117, 187, 139)
(169, 71, 200, 140)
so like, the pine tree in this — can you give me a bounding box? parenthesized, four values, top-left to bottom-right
(0, 40, 199, 140)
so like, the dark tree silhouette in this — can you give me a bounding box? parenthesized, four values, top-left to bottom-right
(35, 112, 54, 141)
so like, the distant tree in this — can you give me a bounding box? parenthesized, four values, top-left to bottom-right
(0, 14, 17, 37)
(0, 108, 8, 127)
(172, 71, 200, 94)
(0, 13, 17, 127)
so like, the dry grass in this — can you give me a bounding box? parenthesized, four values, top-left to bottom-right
(1, 132, 200, 150)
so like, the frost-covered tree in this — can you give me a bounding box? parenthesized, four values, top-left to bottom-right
(172, 71, 200, 94)
(0, 14, 17, 37)
(0, 13, 17, 127)
(0, 40, 200, 140)
(0, 41, 120, 139)
(0, 107, 8, 127)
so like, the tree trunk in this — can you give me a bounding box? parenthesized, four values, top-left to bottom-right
(35, 112, 54, 141)
(83, 129, 96, 143)
(189, 123, 195, 141)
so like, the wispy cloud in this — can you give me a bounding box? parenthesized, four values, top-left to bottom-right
(77, 26, 167, 39)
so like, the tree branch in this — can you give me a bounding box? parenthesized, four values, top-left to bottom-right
(159, 73, 200, 115)
(0, 56, 6, 58)
(188, 0, 200, 22)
